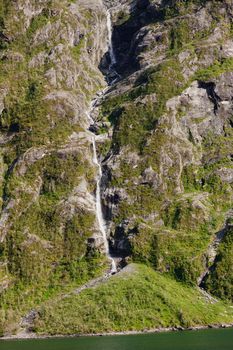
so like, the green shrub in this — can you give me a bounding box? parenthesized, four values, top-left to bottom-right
(204, 227, 233, 302)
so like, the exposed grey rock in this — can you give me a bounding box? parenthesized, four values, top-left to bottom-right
(216, 168, 233, 184)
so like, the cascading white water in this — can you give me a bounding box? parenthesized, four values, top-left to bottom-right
(106, 10, 116, 66)
(91, 136, 117, 274)
(91, 137, 108, 254)
(106, 10, 120, 85)
(84, 10, 119, 274)
(87, 107, 117, 274)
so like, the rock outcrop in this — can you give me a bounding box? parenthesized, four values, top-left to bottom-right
(98, 0, 233, 289)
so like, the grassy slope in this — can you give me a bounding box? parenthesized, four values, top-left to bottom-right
(34, 264, 233, 335)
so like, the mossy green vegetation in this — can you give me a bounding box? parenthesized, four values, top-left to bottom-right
(27, 10, 52, 37)
(0, 255, 105, 336)
(204, 227, 233, 302)
(169, 19, 191, 52)
(127, 195, 226, 285)
(101, 59, 185, 153)
(0, 0, 233, 338)
(98, 0, 233, 294)
(34, 264, 233, 335)
(0, 0, 107, 336)
(195, 58, 233, 81)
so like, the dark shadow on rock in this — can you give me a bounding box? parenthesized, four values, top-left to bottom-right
(198, 81, 221, 114)
(99, 0, 170, 81)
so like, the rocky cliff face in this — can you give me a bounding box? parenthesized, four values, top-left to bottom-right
(0, 0, 233, 336)
(99, 0, 233, 292)
(0, 0, 110, 334)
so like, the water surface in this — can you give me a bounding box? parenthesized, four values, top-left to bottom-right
(1, 329, 233, 350)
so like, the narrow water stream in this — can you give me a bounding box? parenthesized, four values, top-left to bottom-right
(106, 9, 120, 84)
(107, 10, 116, 67)
(91, 131, 117, 274)
(86, 9, 118, 274)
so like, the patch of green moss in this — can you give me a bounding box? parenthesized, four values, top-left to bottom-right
(27, 10, 52, 38)
(164, 0, 208, 19)
(195, 58, 233, 81)
(71, 37, 86, 62)
(102, 59, 185, 153)
(115, 10, 130, 26)
(169, 19, 191, 52)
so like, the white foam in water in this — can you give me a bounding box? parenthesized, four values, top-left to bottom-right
(84, 11, 118, 274)
(106, 10, 116, 66)
(87, 107, 117, 274)
(106, 10, 120, 85)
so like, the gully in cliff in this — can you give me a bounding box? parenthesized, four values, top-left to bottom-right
(86, 104, 117, 275)
(106, 10, 120, 84)
(86, 9, 119, 274)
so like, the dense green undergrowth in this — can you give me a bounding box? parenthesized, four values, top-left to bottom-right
(0, 256, 106, 336)
(204, 227, 233, 302)
(34, 264, 233, 335)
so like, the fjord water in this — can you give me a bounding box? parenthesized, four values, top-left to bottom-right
(1, 329, 233, 350)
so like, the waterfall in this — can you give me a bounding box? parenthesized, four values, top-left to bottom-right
(106, 10, 116, 66)
(87, 106, 117, 274)
(106, 10, 120, 84)
(91, 136, 117, 274)
(84, 10, 119, 274)
(91, 137, 109, 254)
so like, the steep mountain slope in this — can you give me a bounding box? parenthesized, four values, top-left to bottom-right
(0, 0, 233, 337)
(100, 0, 233, 294)
(0, 0, 110, 335)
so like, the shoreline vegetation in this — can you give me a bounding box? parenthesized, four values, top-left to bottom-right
(2, 324, 233, 341)
(2, 264, 233, 341)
